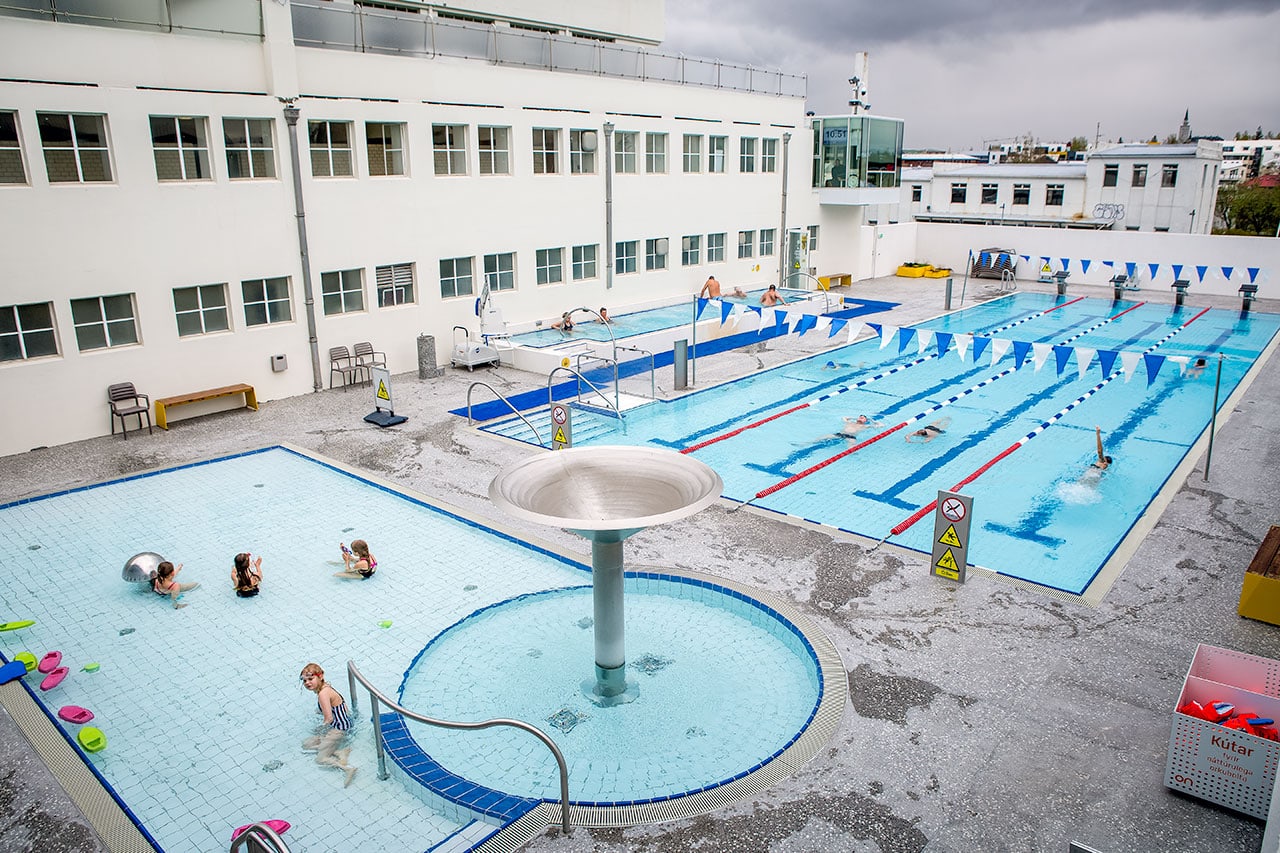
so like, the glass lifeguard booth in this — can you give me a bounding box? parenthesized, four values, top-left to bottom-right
(810, 115, 904, 204)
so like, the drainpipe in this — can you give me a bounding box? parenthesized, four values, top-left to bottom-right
(604, 121, 615, 290)
(282, 102, 323, 392)
(778, 131, 791, 289)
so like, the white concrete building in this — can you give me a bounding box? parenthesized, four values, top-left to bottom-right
(0, 0, 825, 455)
(1086, 141, 1220, 234)
(1219, 138, 1280, 182)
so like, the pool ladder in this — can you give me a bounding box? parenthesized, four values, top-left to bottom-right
(229, 823, 291, 852)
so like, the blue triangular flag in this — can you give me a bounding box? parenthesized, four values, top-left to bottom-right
(1148, 263, 1160, 280)
(1171, 264, 1183, 280)
(1060, 258, 1071, 272)
(867, 322, 882, 340)
(1098, 349, 1120, 377)
(1053, 345, 1073, 376)
(1248, 267, 1261, 284)
(774, 311, 788, 331)
(1125, 262, 1137, 278)
(696, 297, 711, 319)
(1102, 260, 1114, 269)
(828, 318, 848, 338)
(1143, 353, 1165, 387)
(935, 332, 953, 358)
(720, 301, 734, 324)
(1222, 266, 1234, 281)
(1195, 265, 1208, 282)
(1081, 259, 1092, 274)
(972, 337, 991, 363)
(897, 328, 917, 354)
(794, 314, 817, 336)
(1011, 340, 1032, 370)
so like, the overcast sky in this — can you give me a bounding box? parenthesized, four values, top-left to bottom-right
(659, 0, 1280, 151)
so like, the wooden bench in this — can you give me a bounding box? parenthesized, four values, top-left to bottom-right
(818, 272, 852, 289)
(154, 383, 258, 430)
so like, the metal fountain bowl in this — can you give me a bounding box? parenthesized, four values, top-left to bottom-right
(489, 445, 723, 536)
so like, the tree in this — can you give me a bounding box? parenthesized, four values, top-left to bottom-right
(1163, 133, 1179, 144)
(1215, 185, 1280, 236)
(1069, 136, 1088, 152)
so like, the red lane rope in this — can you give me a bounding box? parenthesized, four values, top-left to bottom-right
(681, 403, 810, 454)
(753, 422, 909, 499)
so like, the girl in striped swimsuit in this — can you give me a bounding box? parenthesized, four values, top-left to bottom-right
(300, 663, 357, 787)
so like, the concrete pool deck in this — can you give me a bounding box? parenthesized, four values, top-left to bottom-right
(2, 275, 1279, 853)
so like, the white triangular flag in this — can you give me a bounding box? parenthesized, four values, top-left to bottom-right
(953, 333, 972, 362)
(1031, 342, 1053, 372)
(878, 324, 898, 349)
(1075, 347, 1095, 380)
(990, 338, 1012, 365)
(916, 329, 934, 354)
(1168, 355, 1189, 375)
(1119, 351, 1142, 383)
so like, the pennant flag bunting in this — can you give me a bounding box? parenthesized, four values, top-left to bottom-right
(759, 306, 777, 330)
(825, 317, 845, 338)
(1168, 355, 1189, 375)
(1011, 340, 1032, 369)
(877, 324, 897, 349)
(897, 327, 917, 354)
(773, 310, 788, 333)
(935, 332, 953, 359)
(845, 321, 861, 344)
(1249, 267, 1261, 284)
(989, 338, 1011, 365)
(1103, 260, 1115, 269)
(916, 329, 934, 355)
(1098, 349, 1120, 377)
(1031, 342, 1053, 373)
(1125, 262, 1137, 278)
(1060, 258, 1071, 272)
(720, 301, 734, 324)
(971, 336, 990, 363)
(1075, 347, 1095, 380)
(814, 316, 832, 333)
(1171, 264, 1183, 280)
(1052, 345, 1073, 376)
(1222, 266, 1234, 281)
(1119, 351, 1142, 383)
(696, 297, 711, 320)
(1196, 265, 1208, 283)
(1148, 263, 1160, 281)
(954, 333, 972, 362)
(1143, 353, 1165, 387)
(794, 314, 817, 336)
(1081, 259, 1092, 275)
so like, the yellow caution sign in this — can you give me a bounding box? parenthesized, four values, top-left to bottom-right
(1041, 261, 1052, 274)
(935, 564, 960, 581)
(938, 524, 962, 548)
(376, 380, 391, 402)
(935, 549, 959, 572)
(553, 426, 567, 445)
(561, 357, 570, 368)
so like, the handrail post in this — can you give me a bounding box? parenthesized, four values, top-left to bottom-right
(372, 694, 388, 780)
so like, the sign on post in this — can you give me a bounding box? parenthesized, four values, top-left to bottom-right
(551, 403, 571, 450)
(930, 490, 972, 583)
(363, 367, 408, 428)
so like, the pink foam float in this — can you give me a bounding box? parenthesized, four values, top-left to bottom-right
(231, 820, 291, 842)
(38, 651, 62, 674)
(58, 705, 94, 724)
(39, 666, 68, 691)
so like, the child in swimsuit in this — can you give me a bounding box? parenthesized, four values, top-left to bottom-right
(231, 552, 263, 598)
(300, 663, 357, 788)
(336, 539, 377, 580)
(152, 561, 199, 609)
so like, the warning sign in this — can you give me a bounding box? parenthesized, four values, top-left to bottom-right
(376, 379, 391, 402)
(552, 406, 572, 450)
(370, 367, 393, 409)
(1041, 261, 1052, 274)
(930, 490, 972, 583)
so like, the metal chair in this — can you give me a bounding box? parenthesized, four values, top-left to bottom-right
(107, 382, 152, 439)
(353, 341, 386, 376)
(328, 346, 365, 391)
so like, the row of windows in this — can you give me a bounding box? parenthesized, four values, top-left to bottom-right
(1, 226, 787, 361)
(933, 182, 1068, 207)
(1101, 163, 1178, 188)
(0, 109, 782, 185)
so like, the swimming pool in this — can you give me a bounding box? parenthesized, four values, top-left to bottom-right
(487, 293, 1280, 596)
(0, 447, 835, 851)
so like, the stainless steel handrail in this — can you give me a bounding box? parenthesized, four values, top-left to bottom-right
(466, 381, 545, 447)
(786, 271, 832, 314)
(547, 366, 622, 420)
(346, 661, 571, 833)
(573, 352, 618, 398)
(614, 345, 656, 398)
(229, 823, 291, 853)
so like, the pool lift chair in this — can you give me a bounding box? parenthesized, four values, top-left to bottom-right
(451, 277, 505, 370)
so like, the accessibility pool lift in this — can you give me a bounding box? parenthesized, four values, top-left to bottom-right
(451, 276, 505, 370)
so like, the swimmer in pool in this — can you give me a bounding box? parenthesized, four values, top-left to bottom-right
(840, 415, 875, 438)
(1089, 426, 1112, 472)
(905, 416, 951, 443)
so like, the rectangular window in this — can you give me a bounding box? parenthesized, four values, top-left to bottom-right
(478, 126, 510, 176)
(308, 120, 352, 178)
(737, 230, 755, 259)
(536, 248, 563, 285)
(645, 132, 667, 174)
(432, 124, 467, 175)
(682, 134, 702, 173)
(911, 184, 922, 202)
(1045, 184, 1064, 206)
(645, 238, 667, 271)
(572, 244, 597, 280)
(173, 284, 229, 337)
(150, 116, 211, 182)
(614, 131, 637, 174)
(439, 257, 473, 299)
(761, 137, 777, 173)
(0, 111, 28, 184)
(707, 232, 726, 263)
(223, 118, 275, 179)
(375, 263, 415, 307)
(681, 234, 701, 266)
(1012, 183, 1030, 205)
(708, 136, 727, 173)
(0, 302, 57, 361)
(569, 129, 596, 174)
(241, 277, 292, 326)
(1132, 164, 1147, 187)
(532, 128, 559, 174)
(1162, 164, 1178, 187)
(320, 269, 365, 315)
(70, 294, 138, 350)
(1102, 164, 1118, 187)
(615, 240, 637, 275)
(366, 122, 406, 177)
(980, 183, 997, 204)
(483, 253, 516, 291)
(739, 137, 757, 173)
(37, 112, 111, 183)
(950, 183, 967, 204)
(759, 228, 775, 256)
(807, 225, 819, 251)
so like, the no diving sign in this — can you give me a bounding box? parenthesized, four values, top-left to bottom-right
(551, 404, 571, 450)
(930, 490, 972, 583)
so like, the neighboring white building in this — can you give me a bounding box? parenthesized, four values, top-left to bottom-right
(1220, 138, 1280, 182)
(1086, 141, 1221, 234)
(0, 0, 824, 455)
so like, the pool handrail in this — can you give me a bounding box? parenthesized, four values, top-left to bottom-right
(547, 365, 623, 422)
(573, 351, 619, 402)
(229, 822, 291, 852)
(345, 660, 572, 833)
(786, 271, 832, 315)
(615, 344, 656, 399)
(466, 381, 545, 446)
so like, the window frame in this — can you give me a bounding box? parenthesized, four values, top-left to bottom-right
(708, 135, 727, 173)
(1162, 164, 1178, 187)
(911, 184, 922, 202)
(0, 110, 28, 184)
(761, 137, 777, 173)
(571, 244, 598, 281)
(707, 232, 726, 263)
(374, 263, 415, 307)
(0, 301, 58, 362)
(682, 134, 702, 173)
(1102, 164, 1118, 187)
(737, 230, 755, 259)
(172, 283, 230, 337)
(477, 125, 510, 176)
(308, 120, 353, 178)
(980, 183, 997, 205)
(37, 112, 112, 183)
(483, 252, 516, 291)
(1012, 183, 1030, 205)
(614, 131, 638, 174)
(532, 128, 559, 175)
(739, 136, 757, 173)
(681, 234, 701, 266)
(439, 257, 474, 299)
(807, 225, 819, 251)
(645, 132, 667, 174)
(241, 277, 292, 326)
(320, 268, 365, 315)
(950, 182, 967, 204)
(759, 228, 775, 257)
(432, 123, 468, 176)
(569, 129, 596, 174)
(1045, 183, 1065, 206)
(615, 240, 638, 275)
(536, 248, 564, 285)
(223, 117, 276, 180)
(1132, 164, 1147, 187)
(366, 121, 406, 177)
(150, 115, 212, 182)
(645, 237, 667, 271)
(70, 294, 139, 351)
